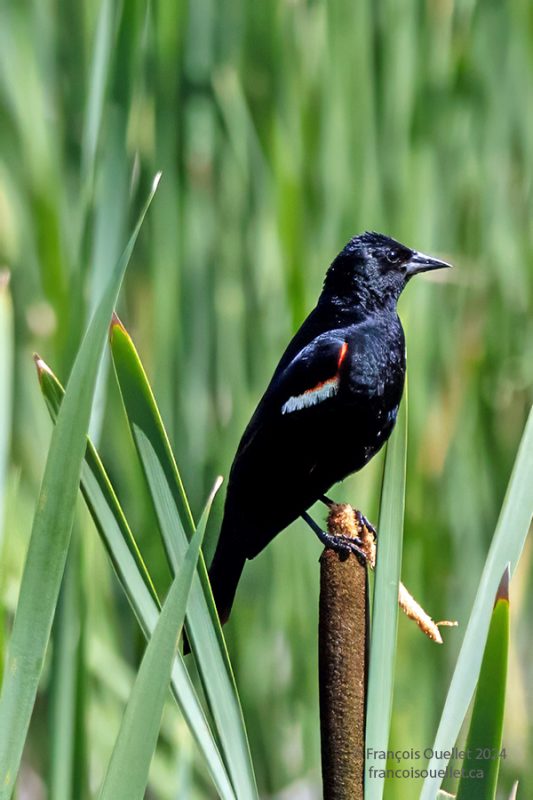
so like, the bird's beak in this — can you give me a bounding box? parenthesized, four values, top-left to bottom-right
(405, 250, 452, 278)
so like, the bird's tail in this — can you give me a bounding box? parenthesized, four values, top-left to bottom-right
(182, 532, 245, 655)
(208, 544, 246, 626)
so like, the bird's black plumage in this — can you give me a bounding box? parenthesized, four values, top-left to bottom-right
(209, 232, 450, 624)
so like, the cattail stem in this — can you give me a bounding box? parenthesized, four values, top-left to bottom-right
(318, 503, 449, 798)
(319, 505, 368, 800)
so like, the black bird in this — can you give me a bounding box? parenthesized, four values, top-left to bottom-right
(209, 232, 450, 625)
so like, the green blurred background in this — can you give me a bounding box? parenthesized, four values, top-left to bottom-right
(0, 0, 532, 797)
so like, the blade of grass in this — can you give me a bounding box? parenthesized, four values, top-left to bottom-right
(87, 110, 129, 443)
(72, 574, 89, 800)
(455, 565, 510, 800)
(0, 272, 12, 691)
(48, 529, 84, 800)
(75, 0, 120, 275)
(36, 358, 159, 607)
(421, 407, 533, 799)
(35, 358, 236, 800)
(0, 272, 12, 552)
(98, 482, 215, 800)
(109, 317, 196, 541)
(365, 394, 408, 800)
(80, 0, 117, 189)
(0, 175, 160, 799)
(136, 428, 257, 797)
(109, 319, 258, 800)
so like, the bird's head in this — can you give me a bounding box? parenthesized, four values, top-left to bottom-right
(322, 231, 451, 311)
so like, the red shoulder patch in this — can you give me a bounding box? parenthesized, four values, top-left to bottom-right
(337, 341, 348, 368)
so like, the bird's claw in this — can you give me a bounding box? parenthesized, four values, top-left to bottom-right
(302, 510, 368, 565)
(354, 509, 377, 540)
(326, 532, 368, 566)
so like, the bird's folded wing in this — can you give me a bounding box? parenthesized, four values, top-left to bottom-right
(276, 333, 349, 415)
(236, 329, 378, 456)
(234, 331, 358, 460)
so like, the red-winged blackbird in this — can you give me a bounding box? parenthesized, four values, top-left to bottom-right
(210, 232, 450, 625)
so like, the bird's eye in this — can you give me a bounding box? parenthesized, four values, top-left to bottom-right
(386, 249, 401, 265)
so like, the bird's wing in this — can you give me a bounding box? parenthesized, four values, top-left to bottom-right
(275, 333, 349, 415)
(235, 332, 352, 459)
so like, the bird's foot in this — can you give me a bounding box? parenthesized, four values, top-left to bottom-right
(319, 497, 377, 541)
(354, 509, 377, 541)
(321, 530, 368, 565)
(302, 510, 367, 565)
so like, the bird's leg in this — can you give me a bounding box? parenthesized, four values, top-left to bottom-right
(301, 510, 367, 564)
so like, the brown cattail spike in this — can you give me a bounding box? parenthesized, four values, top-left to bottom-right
(320, 503, 367, 799)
